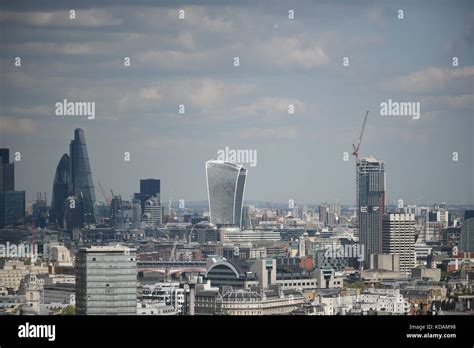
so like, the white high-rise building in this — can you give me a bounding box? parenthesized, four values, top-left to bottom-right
(382, 213, 415, 276)
(76, 245, 137, 315)
(143, 196, 162, 227)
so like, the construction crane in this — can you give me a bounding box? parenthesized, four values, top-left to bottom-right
(352, 110, 369, 162)
(266, 202, 284, 224)
(97, 181, 111, 204)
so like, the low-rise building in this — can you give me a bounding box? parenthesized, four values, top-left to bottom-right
(219, 287, 305, 315)
(0, 260, 48, 292)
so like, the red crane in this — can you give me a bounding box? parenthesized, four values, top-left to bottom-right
(97, 181, 111, 204)
(352, 110, 369, 162)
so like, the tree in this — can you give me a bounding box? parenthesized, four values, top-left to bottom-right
(61, 305, 75, 315)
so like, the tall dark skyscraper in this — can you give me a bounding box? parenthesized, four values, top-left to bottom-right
(136, 178, 160, 213)
(0, 148, 25, 228)
(69, 129, 96, 225)
(357, 156, 385, 266)
(140, 179, 160, 200)
(51, 153, 70, 227)
(0, 191, 25, 228)
(0, 148, 14, 192)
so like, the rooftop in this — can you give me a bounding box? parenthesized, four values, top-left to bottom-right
(78, 244, 136, 253)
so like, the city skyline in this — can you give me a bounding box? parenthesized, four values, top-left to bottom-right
(1, 2, 474, 340)
(0, 0, 472, 206)
(1, 132, 473, 209)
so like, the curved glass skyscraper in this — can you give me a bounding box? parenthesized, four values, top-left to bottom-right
(206, 160, 247, 228)
(51, 153, 70, 226)
(69, 128, 96, 225)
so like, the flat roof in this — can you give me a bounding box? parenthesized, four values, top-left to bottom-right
(78, 245, 136, 253)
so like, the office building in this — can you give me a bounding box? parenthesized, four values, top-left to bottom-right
(369, 253, 400, 272)
(69, 128, 96, 225)
(0, 149, 24, 228)
(424, 204, 449, 242)
(218, 287, 304, 315)
(206, 160, 247, 228)
(140, 179, 160, 201)
(382, 213, 415, 276)
(460, 210, 474, 253)
(0, 191, 25, 228)
(51, 154, 70, 227)
(221, 228, 280, 242)
(136, 179, 160, 213)
(76, 245, 137, 315)
(319, 202, 340, 227)
(143, 196, 162, 227)
(0, 149, 14, 192)
(241, 205, 252, 230)
(357, 156, 385, 265)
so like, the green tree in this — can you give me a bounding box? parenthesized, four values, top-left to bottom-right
(61, 305, 75, 315)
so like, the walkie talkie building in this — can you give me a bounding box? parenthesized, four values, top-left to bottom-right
(206, 160, 247, 228)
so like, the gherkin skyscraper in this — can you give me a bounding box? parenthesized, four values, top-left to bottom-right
(69, 128, 96, 225)
(51, 153, 70, 227)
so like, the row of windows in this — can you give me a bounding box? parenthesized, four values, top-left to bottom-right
(279, 281, 316, 287)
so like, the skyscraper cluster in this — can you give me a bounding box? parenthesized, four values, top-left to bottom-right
(357, 156, 416, 274)
(319, 202, 341, 227)
(52, 128, 96, 228)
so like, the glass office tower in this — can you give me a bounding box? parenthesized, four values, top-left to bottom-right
(69, 129, 96, 225)
(51, 153, 70, 226)
(357, 156, 385, 266)
(206, 160, 247, 228)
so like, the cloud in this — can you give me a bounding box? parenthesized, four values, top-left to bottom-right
(420, 94, 474, 109)
(8, 105, 51, 117)
(0, 117, 37, 135)
(136, 49, 213, 71)
(0, 9, 123, 27)
(238, 126, 299, 140)
(2, 70, 38, 89)
(232, 97, 307, 118)
(385, 66, 474, 93)
(177, 6, 234, 33)
(367, 6, 385, 27)
(7, 42, 95, 55)
(259, 34, 329, 69)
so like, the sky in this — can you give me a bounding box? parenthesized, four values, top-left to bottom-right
(0, 0, 473, 206)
